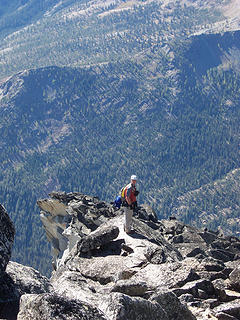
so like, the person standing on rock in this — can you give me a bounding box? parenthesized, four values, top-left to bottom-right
(123, 175, 139, 234)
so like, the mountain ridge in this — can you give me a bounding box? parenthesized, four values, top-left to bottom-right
(3, 193, 240, 319)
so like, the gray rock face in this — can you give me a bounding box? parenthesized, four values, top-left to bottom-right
(78, 225, 119, 254)
(213, 299, 240, 319)
(229, 267, 240, 291)
(150, 290, 196, 320)
(0, 261, 52, 320)
(0, 204, 15, 272)
(6, 261, 52, 295)
(37, 192, 116, 268)
(0, 204, 17, 320)
(17, 293, 107, 320)
(0, 203, 52, 320)
(100, 292, 169, 320)
(0, 272, 19, 319)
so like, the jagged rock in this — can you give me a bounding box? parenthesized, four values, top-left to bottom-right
(77, 225, 119, 254)
(209, 249, 235, 263)
(0, 261, 52, 320)
(132, 218, 183, 263)
(213, 299, 240, 319)
(0, 205, 16, 319)
(213, 278, 231, 302)
(186, 247, 207, 258)
(129, 260, 200, 292)
(225, 260, 240, 271)
(0, 203, 52, 320)
(38, 192, 117, 267)
(48, 191, 89, 204)
(145, 246, 168, 264)
(179, 293, 195, 304)
(199, 230, 219, 245)
(38, 197, 70, 266)
(201, 298, 220, 309)
(0, 204, 15, 272)
(110, 280, 149, 297)
(135, 204, 158, 222)
(6, 261, 52, 295)
(150, 289, 196, 320)
(193, 257, 227, 282)
(222, 290, 240, 302)
(200, 258, 225, 272)
(215, 313, 238, 320)
(37, 198, 68, 218)
(0, 272, 19, 320)
(160, 219, 209, 257)
(212, 276, 240, 303)
(50, 268, 105, 306)
(121, 243, 134, 254)
(172, 279, 215, 299)
(17, 293, 107, 320)
(100, 292, 169, 320)
(65, 254, 143, 285)
(229, 267, 240, 291)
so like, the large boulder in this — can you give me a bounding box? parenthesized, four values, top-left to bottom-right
(229, 267, 240, 291)
(100, 292, 169, 320)
(0, 261, 52, 320)
(77, 225, 119, 254)
(17, 293, 107, 320)
(0, 271, 19, 320)
(6, 261, 52, 295)
(213, 299, 240, 319)
(150, 290, 196, 320)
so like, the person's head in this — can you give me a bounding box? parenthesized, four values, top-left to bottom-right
(130, 175, 137, 185)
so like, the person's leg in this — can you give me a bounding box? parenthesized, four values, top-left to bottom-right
(124, 206, 133, 233)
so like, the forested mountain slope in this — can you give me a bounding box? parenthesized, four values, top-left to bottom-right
(0, 0, 63, 39)
(0, 0, 239, 78)
(0, 0, 239, 275)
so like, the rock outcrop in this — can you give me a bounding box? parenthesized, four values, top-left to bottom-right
(17, 293, 107, 320)
(0, 204, 16, 319)
(0, 204, 15, 272)
(36, 192, 240, 320)
(2, 192, 240, 319)
(0, 204, 52, 320)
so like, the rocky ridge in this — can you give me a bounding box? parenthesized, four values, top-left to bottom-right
(1, 192, 240, 319)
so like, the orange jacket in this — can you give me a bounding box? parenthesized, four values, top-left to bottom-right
(124, 183, 137, 204)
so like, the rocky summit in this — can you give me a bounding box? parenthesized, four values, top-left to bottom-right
(1, 193, 240, 319)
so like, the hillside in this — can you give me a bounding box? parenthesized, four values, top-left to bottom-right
(172, 169, 240, 235)
(0, 0, 239, 78)
(0, 0, 239, 275)
(0, 0, 62, 39)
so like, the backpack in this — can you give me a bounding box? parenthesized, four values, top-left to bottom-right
(120, 186, 126, 201)
(113, 185, 127, 209)
(114, 195, 122, 209)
